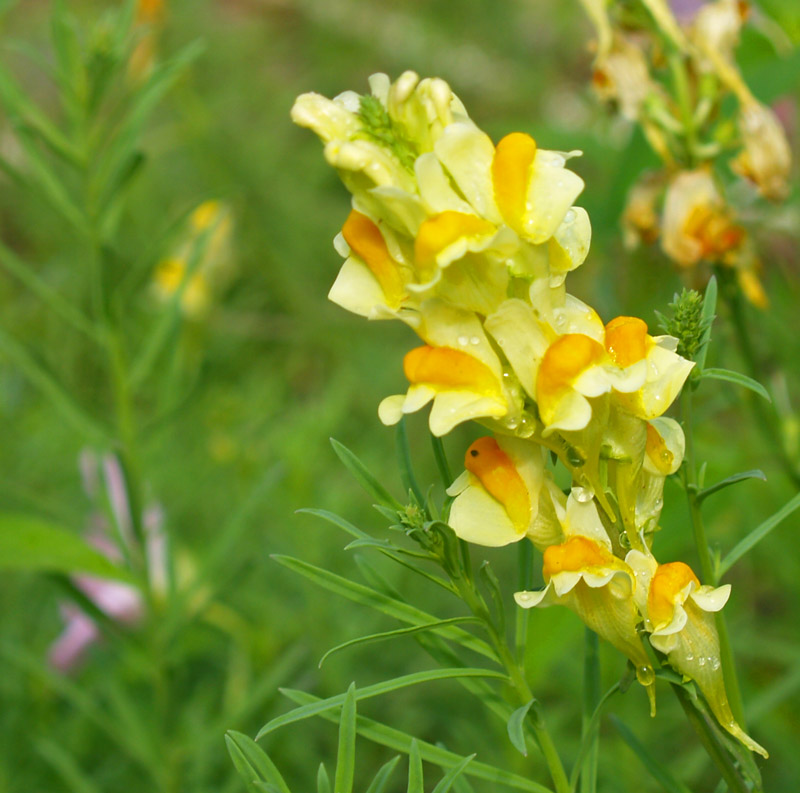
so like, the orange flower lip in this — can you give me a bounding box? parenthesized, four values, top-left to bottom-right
(492, 132, 537, 233)
(342, 210, 406, 308)
(648, 561, 700, 630)
(403, 346, 501, 395)
(604, 316, 650, 368)
(542, 535, 615, 580)
(464, 437, 530, 531)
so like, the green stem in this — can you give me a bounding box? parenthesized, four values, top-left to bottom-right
(680, 387, 746, 728)
(668, 52, 696, 165)
(454, 575, 569, 793)
(720, 271, 800, 489)
(579, 630, 601, 793)
(395, 418, 425, 506)
(671, 685, 750, 793)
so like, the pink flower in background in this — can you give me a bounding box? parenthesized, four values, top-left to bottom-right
(48, 452, 167, 673)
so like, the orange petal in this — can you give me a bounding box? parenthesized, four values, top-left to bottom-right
(464, 437, 530, 531)
(492, 132, 537, 233)
(404, 346, 501, 395)
(604, 316, 650, 368)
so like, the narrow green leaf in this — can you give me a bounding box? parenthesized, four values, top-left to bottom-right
(282, 690, 554, 793)
(718, 490, 800, 578)
(696, 275, 717, 372)
(610, 717, 692, 793)
(334, 684, 357, 793)
(296, 508, 372, 541)
(330, 438, 403, 510)
(0, 513, 135, 581)
(257, 667, 507, 740)
(0, 325, 107, 441)
(396, 418, 425, 506)
(317, 764, 331, 793)
(699, 368, 770, 402)
(507, 699, 535, 756)
(430, 432, 453, 489)
(479, 561, 505, 635)
(696, 469, 766, 503)
(225, 731, 291, 793)
(36, 738, 103, 793)
(364, 756, 401, 793)
(569, 682, 621, 792)
(271, 555, 497, 661)
(407, 739, 424, 793)
(319, 617, 482, 667)
(431, 755, 475, 793)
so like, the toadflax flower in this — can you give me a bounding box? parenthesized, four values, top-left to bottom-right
(626, 549, 768, 757)
(515, 488, 656, 712)
(446, 435, 563, 550)
(378, 300, 522, 436)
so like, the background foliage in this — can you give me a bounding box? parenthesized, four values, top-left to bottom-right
(0, 0, 798, 791)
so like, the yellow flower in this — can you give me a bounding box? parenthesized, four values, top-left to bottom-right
(446, 436, 563, 550)
(732, 101, 792, 201)
(604, 316, 695, 421)
(151, 200, 234, 317)
(515, 489, 656, 712)
(661, 169, 744, 267)
(626, 550, 768, 757)
(378, 301, 520, 436)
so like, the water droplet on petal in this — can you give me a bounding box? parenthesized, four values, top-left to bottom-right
(457, 335, 469, 346)
(470, 336, 481, 346)
(685, 653, 694, 661)
(573, 487, 593, 503)
(698, 656, 706, 667)
(710, 657, 721, 670)
(564, 208, 576, 223)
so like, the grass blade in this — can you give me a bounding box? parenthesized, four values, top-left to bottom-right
(334, 683, 357, 793)
(319, 617, 482, 667)
(364, 756, 401, 793)
(718, 491, 800, 578)
(271, 555, 497, 661)
(431, 754, 475, 793)
(281, 689, 554, 793)
(330, 438, 403, 510)
(225, 731, 291, 793)
(610, 716, 692, 793)
(257, 668, 507, 739)
(407, 739, 424, 793)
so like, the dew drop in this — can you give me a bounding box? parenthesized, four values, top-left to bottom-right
(564, 208, 576, 223)
(710, 658, 721, 671)
(636, 665, 655, 687)
(654, 498, 663, 510)
(685, 653, 694, 662)
(698, 656, 706, 667)
(470, 336, 481, 346)
(573, 487, 593, 503)
(457, 335, 469, 346)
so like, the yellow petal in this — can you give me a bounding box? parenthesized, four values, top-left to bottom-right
(403, 345, 502, 396)
(414, 211, 496, 280)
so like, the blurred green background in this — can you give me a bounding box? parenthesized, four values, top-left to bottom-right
(0, 1, 799, 791)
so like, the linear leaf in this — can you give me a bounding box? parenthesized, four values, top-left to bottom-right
(507, 699, 535, 757)
(317, 764, 331, 793)
(699, 368, 770, 402)
(330, 438, 403, 510)
(335, 684, 357, 793)
(431, 754, 475, 793)
(718, 491, 800, 578)
(282, 690, 554, 793)
(319, 617, 482, 667)
(257, 667, 507, 740)
(696, 469, 766, 503)
(569, 682, 621, 791)
(0, 513, 135, 582)
(610, 717, 692, 793)
(364, 757, 401, 793)
(696, 275, 717, 372)
(272, 555, 497, 661)
(225, 731, 291, 793)
(407, 739, 424, 793)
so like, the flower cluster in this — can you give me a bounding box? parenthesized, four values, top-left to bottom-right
(292, 71, 766, 757)
(585, 0, 792, 308)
